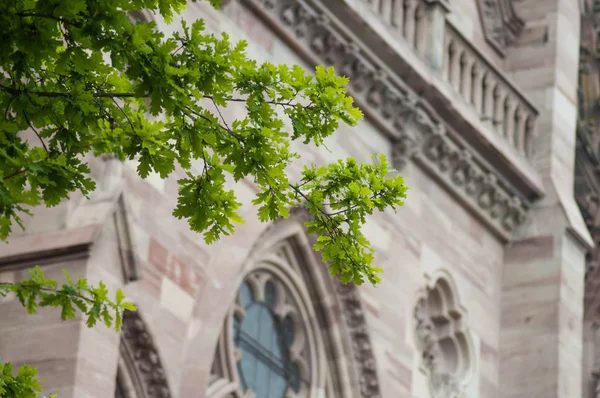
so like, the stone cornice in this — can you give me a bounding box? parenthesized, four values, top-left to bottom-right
(241, 0, 531, 240)
(475, 0, 524, 54)
(0, 224, 99, 270)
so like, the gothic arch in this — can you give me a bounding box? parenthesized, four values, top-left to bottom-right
(115, 310, 172, 398)
(206, 208, 381, 398)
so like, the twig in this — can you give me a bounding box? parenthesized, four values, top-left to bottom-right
(15, 12, 83, 28)
(2, 169, 27, 181)
(111, 98, 136, 133)
(210, 98, 232, 132)
(23, 111, 48, 153)
(0, 85, 138, 98)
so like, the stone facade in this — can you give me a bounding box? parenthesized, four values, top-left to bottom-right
(0, 0, 591, 397)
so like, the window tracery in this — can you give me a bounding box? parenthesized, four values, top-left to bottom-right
(207, 245, 328, 398)
(413, 273, 474, 398)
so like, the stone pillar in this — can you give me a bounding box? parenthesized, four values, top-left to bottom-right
(0, 222, 122, 398)
(501, 233, 587, 397)
(499, 0, 592, 397)
(422, 0, 450, 73)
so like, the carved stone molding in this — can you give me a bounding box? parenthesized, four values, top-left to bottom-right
(334, 280, 381, 398)
(287, 207, 381, 398)
(285, 207, 382, 398)
(240, 0, 530, 240)
(475, 0, 524, 53)
(413, 273, 474, 398)
(118, 310, 171, 398)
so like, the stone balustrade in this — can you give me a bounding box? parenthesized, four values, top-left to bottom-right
(357, 0, 538, 160)
(443, 25, 537, 158)
(361, 0, 429, 54)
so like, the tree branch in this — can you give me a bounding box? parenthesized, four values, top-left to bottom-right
(2, 169, 27, 181)
(0, 85, 138, 98)
(23, 111, 49, 153)
(15, 12, 83, 28)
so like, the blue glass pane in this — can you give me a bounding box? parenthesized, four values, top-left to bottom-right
(239, 282, 253, 308)
(264, 281, 276, 308)
(268, 371, 287, 397)
(235, 296, 302, 397)
(280, 316, 294, 348)
(237, 360, 248, 391)
(288, 362, 301, 393)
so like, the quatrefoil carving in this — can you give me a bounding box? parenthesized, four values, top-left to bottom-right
(414, 274, 474, 398)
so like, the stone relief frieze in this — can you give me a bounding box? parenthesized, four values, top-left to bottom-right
(241, 0, 531, 239)
(475, 0, 524, 52)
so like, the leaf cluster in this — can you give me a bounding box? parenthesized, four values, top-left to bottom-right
(0, 360, 56, 398)
(0, 267, 134, 397)
(0, 266, 136, 331)
(0, 0, 407, 284)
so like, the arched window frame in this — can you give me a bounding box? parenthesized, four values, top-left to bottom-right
(207, 209, 382, 398)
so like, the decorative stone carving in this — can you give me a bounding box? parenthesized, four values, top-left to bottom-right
(413, 274, 474, 398)
(334, 279, 381, 398)
(289, 207, 382, 398)
(475, 0, 524, 52)
(117, 310, 171, 398)
(241, 0, 531, 240)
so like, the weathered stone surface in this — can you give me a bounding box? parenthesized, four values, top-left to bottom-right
(0, 1, 589, 398)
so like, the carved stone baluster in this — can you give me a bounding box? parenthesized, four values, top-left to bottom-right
(514, 108, 526, 146)
(391, 0, 404, 29)
(379, 0, 392, 25)
(443, 39, 454, 82)
(414, 3, 428, 54)
(493, 85, 507, 136)
(522, 116, 534, 157)
(483, 75, 496, 125)
(370, 0, 382, 13)
(403, 0, 418, 47)
(504, 97, 518, 145)
(470, 64, 483, 115)
(450, 48, 463, 92)
(515, 108, 528, 156)
(461, 55, 475, 104)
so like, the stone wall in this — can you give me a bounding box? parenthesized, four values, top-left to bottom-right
(0, 1, 588, 398)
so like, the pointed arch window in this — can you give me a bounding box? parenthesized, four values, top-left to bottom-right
(208, 246, 325, 398)
(206, 214, 383, 398)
